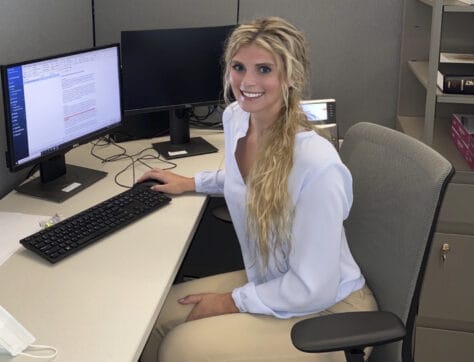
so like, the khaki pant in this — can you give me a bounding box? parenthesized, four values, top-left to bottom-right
(140, 270, 377, 362)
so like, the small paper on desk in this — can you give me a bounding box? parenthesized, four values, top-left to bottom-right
(0, 211, 50, 266)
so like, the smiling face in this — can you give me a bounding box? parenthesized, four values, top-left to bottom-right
(229, 43, 284, 124)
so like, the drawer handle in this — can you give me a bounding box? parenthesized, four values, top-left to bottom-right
(441, 242, 451, 263)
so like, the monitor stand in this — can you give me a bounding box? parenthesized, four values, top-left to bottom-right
(16, 155, 107, 203)
(152, 108, 218, 159)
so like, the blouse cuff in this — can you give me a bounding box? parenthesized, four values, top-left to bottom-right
(194, 170, 225, 194)
(232, 283, 275, 316)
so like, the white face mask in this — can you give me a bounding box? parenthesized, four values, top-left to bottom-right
(0, 305, 57, 359)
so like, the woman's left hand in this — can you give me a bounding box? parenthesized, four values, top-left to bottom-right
(178, 292, 239, 321)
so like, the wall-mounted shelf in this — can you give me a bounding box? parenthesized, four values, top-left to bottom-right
(420, 0, 474, 12)
(397, 1, 474, 360)
(408, 60, 474, 104)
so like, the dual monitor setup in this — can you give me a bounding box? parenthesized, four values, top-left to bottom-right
(1, 24, 336, 203)
(1, 25, 234, 202)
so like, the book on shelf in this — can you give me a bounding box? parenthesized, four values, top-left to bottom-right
(440, 52, 474, 64)
(451, 114, 474, 170)
(452, 114, 474, 150)
(437, 63, 474, 94)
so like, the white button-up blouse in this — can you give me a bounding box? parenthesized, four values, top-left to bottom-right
(195, 102, 365, 318)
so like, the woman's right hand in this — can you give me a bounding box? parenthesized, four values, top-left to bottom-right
(137, 168, 195, 195)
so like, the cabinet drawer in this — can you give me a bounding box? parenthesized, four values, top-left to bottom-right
(419, 233, 474, 324)
(414, 327, 473, 362)
(437, 183, 474, 234)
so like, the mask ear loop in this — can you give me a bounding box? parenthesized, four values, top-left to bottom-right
(19, 344, 58, 359)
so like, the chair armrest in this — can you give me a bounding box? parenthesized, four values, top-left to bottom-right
(291, 311, 406, 353)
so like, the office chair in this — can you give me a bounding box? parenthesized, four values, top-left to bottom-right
(291, 122, 453, 362)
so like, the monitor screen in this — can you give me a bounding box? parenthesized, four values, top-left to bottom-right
(121, 25, 235, 159)
(1, 44, 122, 202)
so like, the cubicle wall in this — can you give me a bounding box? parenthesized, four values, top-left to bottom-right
(239, 0, 403, 134)
(94, 0, 403, 135)
(0, 0, 403, 198)
(93, 0, 238, 45)
(0, 0, 93, 198)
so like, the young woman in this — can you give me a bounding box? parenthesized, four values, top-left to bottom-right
(139, 16, 377, 362)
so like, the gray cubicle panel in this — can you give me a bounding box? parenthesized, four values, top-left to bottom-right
(94, 0, 402, 136)
(0, 0, 93, 198)
(239, 0, 403, 135)
(93, 0, 238, 45)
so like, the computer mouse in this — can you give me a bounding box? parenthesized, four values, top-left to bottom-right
(135, 179, 164, 188)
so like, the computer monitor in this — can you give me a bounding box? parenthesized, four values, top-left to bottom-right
(300, 99, 338, 149)
(1, 44, 123, 202)
(121, 24, 235, 159)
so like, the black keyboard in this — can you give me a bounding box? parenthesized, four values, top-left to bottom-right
(20, 182, 171, 263)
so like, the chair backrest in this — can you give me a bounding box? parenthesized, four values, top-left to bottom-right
(340, 122, 453, 362)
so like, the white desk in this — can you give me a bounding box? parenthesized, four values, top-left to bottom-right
(0, 130, 224, 362)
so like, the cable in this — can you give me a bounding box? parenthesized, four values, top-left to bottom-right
(191, 105, 216, 121)
(188, 105, 223, 130)
(25, 164, 40, 181)
(90, 137, 176, 189)
(20, 136, 177, 188)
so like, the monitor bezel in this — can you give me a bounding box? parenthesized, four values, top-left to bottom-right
(1, 43, 124, 172)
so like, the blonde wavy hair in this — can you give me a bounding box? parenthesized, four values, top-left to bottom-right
(223, 17, 313, 268)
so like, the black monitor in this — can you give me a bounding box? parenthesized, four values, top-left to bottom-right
(121, 24, 235, 159)
(1, 44, 123, 202)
